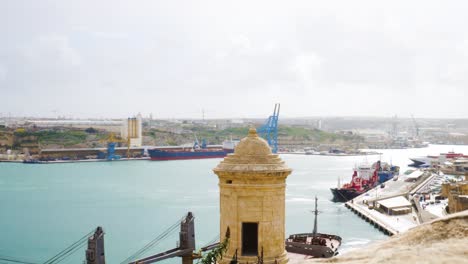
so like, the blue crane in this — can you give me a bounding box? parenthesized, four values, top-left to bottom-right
(99, 133, 127, 160)
(258, 103, 280, 153)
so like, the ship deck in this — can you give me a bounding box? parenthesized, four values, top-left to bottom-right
(285, 233, 341, 259)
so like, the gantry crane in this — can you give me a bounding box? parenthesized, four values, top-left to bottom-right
(258, 103, 280, 153)
(411, 114, 419, 138)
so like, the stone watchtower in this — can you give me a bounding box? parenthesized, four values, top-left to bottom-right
(213, 128, 292, 264)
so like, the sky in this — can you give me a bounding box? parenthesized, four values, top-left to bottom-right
(1, 0, 468, 119)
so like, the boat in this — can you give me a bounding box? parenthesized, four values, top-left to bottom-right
(285, 197, 342, 258)
(148, 139, 238, 161)
(409, 156, 434, 167)
(330, 161, 400, 202)
(23, 159, 42, 164)
(409, 152, 468, 167)
(305, 149, 320, 155)
(440, 158, 468, 175)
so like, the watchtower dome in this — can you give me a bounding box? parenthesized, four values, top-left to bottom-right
(213, 128, 292, 264)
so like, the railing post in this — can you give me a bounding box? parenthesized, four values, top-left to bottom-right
(86, 227, 105, 264)
(180, 212, 195, 264)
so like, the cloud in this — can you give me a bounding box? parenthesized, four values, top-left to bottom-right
(74, 27, 129, 40)
(21, 34, 82, 67)
(0, 63, 6, 81)
(229, 34, 252, 54)
(289, 52, 322, 89)
(1, 0, 468, 118)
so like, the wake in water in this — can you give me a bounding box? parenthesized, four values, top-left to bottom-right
(339, 238, 373, 254)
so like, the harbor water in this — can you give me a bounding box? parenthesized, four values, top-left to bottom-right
(1, 144, 468, 264)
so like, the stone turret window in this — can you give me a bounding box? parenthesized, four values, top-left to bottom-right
(242, 222, 258, 256)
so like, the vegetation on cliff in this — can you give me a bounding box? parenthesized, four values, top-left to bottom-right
(1, 124, 363, 150)
(14, 130, 88, 147)
(144, 126, 361, 147)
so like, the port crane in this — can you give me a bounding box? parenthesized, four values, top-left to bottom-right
(258, 103, 280, 153)
(100, 133, 131, 160)
(411, 114, 419, 138)
(391, 115, 398, 138)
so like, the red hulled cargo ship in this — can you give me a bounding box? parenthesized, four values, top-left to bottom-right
(330, 161, 400, 202)
(148, 140, 238, 161)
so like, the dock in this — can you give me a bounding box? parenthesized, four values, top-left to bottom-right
(345, 201, 400, 235)
(279, 151, 381, 156)
(344, 170, 441, 236)
(0, 157, 150, 164)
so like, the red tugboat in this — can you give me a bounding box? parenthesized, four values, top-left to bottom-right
(330, 161, 399, 202)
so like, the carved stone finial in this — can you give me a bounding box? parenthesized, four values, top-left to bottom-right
(248, 127, 257, 137)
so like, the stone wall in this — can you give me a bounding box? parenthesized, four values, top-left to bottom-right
(218, 173, 289, 264)
(442, 181, 468, 213)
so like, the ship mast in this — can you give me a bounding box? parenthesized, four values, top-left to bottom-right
(312, 196, 318, 237)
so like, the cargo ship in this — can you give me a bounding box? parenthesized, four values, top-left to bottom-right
(148, 140, 238, 161)
(330, 161, 399, 202)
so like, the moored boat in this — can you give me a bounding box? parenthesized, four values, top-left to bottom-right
(330, 161, 399, 202)
(409, 152, 468, 167)
(23, 159, 42, 164)
(148, 148, 230, 160)
(285, 197, 342, 258)
(148, 139, 238, 161)
(440, 158, 468, 175)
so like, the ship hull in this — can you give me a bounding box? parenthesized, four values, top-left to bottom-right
(285, 233, 342, 258)
(330, 188, 362, 202)
(409, 157, 432, 167)
(148, 149, 232, 161)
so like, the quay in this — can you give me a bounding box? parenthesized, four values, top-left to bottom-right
(344, 169, 442, 236)
(345, 201, 400, 235)
(279, 151, 381, 156)
(0, 157, 150, 163)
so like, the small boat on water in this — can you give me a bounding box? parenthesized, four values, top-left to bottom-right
(285, 197, 342, 258)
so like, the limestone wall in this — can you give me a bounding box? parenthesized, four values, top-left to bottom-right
(218, 173, 289, 264)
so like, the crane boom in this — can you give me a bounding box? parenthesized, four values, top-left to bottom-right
(411, 114, 419, 138)
(258, 103, 280, 153)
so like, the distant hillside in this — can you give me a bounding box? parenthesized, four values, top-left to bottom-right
(143, 126, 362, 147)
(3, 128, 108, 151)
(1, 125, 363, 150)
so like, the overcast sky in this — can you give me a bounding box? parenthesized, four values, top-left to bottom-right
(1, 0, 467, 119)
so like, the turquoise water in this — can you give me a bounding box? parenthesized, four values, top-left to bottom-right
(1, 144, 468, 264)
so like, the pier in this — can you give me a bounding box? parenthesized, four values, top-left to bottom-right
(344, 170, 441, 235)
(345, 201, 399, 235)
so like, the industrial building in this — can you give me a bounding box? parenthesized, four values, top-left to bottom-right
(121, 113, 143, 147)
(376, 196, 413, 215)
